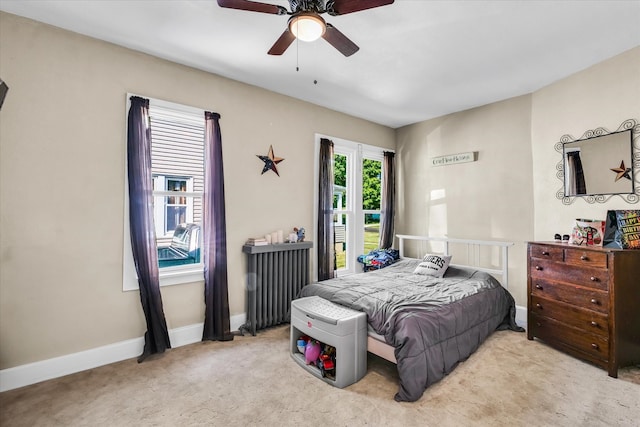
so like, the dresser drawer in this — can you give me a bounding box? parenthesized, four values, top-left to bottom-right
(530, 259, 609, 291)
(564, 249, 608, 269)
(530, 314, 609, 361)
(530, 279, 609, 314)
(530, 295, 608, 333)
(529, 244, 563, 262)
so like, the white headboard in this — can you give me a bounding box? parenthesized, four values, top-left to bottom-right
(396, 234, 514, 289)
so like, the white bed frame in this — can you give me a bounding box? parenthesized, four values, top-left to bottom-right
(367, 234, 514, 363)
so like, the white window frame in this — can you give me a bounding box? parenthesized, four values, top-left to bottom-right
(123, 94, 205, 291)
(314, 134, 390, 277)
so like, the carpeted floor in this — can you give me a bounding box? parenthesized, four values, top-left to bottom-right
(1, 325, 639, 427)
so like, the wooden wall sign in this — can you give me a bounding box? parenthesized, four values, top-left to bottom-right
(431, 151, 478, 167)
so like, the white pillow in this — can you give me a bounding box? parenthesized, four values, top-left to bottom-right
(413, 254, 452, 277)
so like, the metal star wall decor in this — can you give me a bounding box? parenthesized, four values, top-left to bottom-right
(610, 160, 632, 181)
(257, 145, 284, 176)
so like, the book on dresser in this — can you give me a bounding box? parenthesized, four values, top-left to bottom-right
(527, 241, 640, 377)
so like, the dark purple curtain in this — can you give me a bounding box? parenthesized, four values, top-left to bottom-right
(317, 138, 335, 281)
(379, 151, 396, 249)
(567, 151, 587, 195)
(127, 96, 171, 362)
(202, 112, 233, 341)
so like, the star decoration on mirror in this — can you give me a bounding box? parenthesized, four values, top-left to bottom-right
(610, 160, 632, 181)
(257, 145, 284, 176)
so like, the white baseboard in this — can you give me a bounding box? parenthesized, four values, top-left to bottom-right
(515, 305, 527, 330)
(0, 313, 246, 393)
(1, 308, 523, 393)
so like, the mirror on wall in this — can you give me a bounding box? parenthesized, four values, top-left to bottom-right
(555, 118, 639, 204)
(563, 130, 633, 196)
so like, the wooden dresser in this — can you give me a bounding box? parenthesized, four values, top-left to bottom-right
(527, 242, 640, 377)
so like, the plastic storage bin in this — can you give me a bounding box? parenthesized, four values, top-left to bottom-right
(290, 296, 367, 388)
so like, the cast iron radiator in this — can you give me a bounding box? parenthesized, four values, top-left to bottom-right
(240, 241, 313, 336)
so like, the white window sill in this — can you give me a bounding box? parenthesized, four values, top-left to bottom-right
(159, 266, 204, 287)
(123, 265, 204, 292)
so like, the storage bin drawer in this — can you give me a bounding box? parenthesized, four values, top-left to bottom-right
(290, 297, 367, 389)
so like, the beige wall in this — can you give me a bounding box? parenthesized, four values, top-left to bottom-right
(395, 46, 640, 308)
(395, 95, 535, 305)
(0, 12, 394, 369)
(531, 46, 640, 239)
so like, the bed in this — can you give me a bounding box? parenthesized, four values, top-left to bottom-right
(297, 234, 524, 402)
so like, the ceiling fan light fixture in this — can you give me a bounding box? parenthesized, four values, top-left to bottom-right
(289, 13, 326, 42)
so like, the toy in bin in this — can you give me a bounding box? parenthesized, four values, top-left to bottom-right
(296, 335, 309, 354)
(318, 346, 336, 379)
(304, 340, 321, 364)
(298, 336, 337, 379)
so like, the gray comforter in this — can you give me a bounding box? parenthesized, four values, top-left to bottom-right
(298, 258, 523, 402)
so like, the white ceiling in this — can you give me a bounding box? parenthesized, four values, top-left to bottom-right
(1, 0, 639, 128)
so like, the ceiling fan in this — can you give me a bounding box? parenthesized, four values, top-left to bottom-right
(217, 0, 395, 57)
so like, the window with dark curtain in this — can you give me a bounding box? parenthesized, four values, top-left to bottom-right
(379, 151, 396, 249)
(127, 96, 171, 362)
(317, 138, 335, 281)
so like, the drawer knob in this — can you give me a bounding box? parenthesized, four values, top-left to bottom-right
(536, 303, 542, 309)
(591, 343, 599, 350)
(541, 251, 549, 256)
(591, 321, 599, 327)
(581, 255, 588, 261)
(535, 266, 542, 271)
(590, 276, 598, 282)
(591, 299, 598, 305)
(535, 284, 543, 290)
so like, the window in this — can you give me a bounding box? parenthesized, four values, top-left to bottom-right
(362, 157, 382, 255)
(316, 135, 389, 275)
(153, 176, 193, 236)
(123, 96, 205, 291)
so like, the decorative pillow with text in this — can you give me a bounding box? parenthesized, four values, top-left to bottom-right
(413, 254, 452, 277)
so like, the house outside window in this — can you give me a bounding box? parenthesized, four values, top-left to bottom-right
(123, 95, 205, 290)
(165, 177, 188, 233)
(153, 175, 194, 238)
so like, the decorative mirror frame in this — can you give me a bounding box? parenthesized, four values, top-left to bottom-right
(555, 118, 639, 204)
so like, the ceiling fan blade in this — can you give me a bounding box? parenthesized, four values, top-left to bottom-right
(217, 0, 287, 15)
(322, 23, 359, 57)
(327, 0, 394, 16)
(268, 30, 296, 55)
